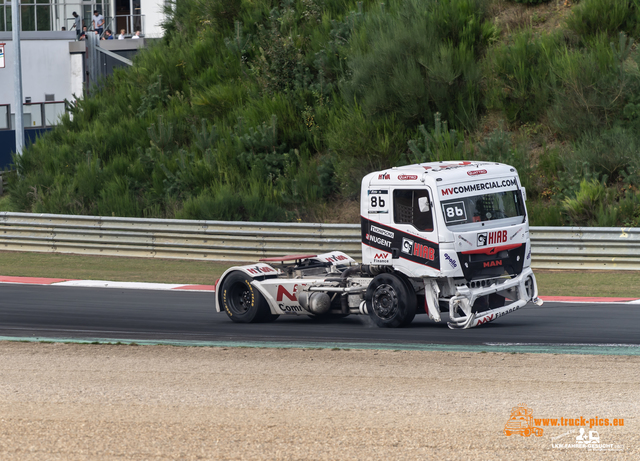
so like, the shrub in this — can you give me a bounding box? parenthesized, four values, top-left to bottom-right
(547, 33, 640, 138)
(325, 104, 409, 197)
(343, 0, 497, 131)
(485, 32, 560, 124)
(407, 113, 470, 163)
(508, 0, 552, 4)
(572, 127, 640, 184)
(566, 0, 640, 39)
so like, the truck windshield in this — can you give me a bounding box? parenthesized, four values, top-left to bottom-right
(440, 190, 525, 228)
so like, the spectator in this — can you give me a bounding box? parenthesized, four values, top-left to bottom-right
(71, 12, 82, 39)
(132, 30, 141, 39)
(101, 29, 114, 40)
(92, 10, 105, 36)
(79, 25, 88, 40)
(117, 29, 126, 40)
(61, 26, 66, 31)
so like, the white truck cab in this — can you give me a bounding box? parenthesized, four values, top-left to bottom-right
(215, 161, 541, 329)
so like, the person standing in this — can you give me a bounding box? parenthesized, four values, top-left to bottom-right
(79, 25, 88, 40)
(92, 10, 105, 36)
(71, 12, 83, 39)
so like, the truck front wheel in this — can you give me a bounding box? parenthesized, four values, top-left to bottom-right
(220, 272, 278, 323)
(366, 273, 416, 328)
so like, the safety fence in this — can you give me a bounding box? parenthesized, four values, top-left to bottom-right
(0, 212, 639, 270)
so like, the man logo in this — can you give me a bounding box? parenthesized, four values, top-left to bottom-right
(401, 237, 414, 255)
(483, 260, 503, 268)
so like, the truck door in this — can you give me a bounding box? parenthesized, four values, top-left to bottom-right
(391, 188, 440, 271)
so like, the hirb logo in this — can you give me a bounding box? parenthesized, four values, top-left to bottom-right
(401, 237, 414, 255)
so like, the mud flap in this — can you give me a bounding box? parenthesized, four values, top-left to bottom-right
(424, 278, 441, 322)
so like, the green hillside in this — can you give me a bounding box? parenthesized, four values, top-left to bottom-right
(8, 0, 640, 226)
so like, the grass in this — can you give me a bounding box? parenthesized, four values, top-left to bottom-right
(0, 251, 638, 298)
(0, 251, 234, 285)
(534, 270, 640, 298)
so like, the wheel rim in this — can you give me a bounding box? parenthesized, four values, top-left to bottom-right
(228, 281, 253, 315)
(372, 284, 398, 320)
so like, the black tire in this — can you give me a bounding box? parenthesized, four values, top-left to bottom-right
(366, 273, 417, 328)
(220, 272, 278, 323)
(397, 276, 417, 326)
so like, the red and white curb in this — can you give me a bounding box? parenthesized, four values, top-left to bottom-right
(0, 276, 215, 292)
(1, 276, 639, 301)
(539, 296, 640, 304)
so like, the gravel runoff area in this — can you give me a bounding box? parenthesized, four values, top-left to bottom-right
(0, 343, 638, 460)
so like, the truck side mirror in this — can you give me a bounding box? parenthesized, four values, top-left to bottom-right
(418, 196, 430, 212)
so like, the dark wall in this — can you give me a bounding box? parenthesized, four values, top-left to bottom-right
(0, 128, 52, 169)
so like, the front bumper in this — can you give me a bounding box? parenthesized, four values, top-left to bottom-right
(447, 267, 542, 329)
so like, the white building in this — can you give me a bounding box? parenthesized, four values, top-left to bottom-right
(0, 0, 165, 161)
(0, 0, 167, 39)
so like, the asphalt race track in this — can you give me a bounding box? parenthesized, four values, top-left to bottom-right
(0, 284, 639, 346)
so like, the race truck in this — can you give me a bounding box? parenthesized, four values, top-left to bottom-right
(214, 161, 542, 329)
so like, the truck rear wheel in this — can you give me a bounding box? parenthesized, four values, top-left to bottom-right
(366, 273, 416, 328)
(220, 272, 278, 323)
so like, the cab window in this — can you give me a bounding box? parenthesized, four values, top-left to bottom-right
(393, 189, 433, 232)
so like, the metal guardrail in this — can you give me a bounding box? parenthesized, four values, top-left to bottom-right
(0, 212, 361, 262)
(0, 212, 638, 270)
(528, 227, 640, 271)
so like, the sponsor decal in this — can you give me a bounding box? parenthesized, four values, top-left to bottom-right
(440, 178, 518, 196)
(276, 284, 298, 302)
(483, 260, 503, 268)
(275, 284, 305, 313)
(378, 172, 390, 180)
(476, 314, 494, 325)
(478, 230, 508, 247)
(279, 303, 304, 313)
(373, 252, 391, 264)
(401, 237, 414, 255)
(526, 248, 531, 260)
(246, 265, 276, 275)
(444, 253, 457, 268)
(323, 254, 350, 263)
(366, 234, 392, 247)
(371, 225, 394, 239)
(398, 174, 418, 180)
(402, 238, 435, 261)
(494, 304, 521, 319)
(437, 161, 473, 170)
(510, 227, 523, 241)
(458, 235, 473, 246)
(488, 230, 508, 245)
(361, 217, 440, 270)
(467, 169, 487, 176)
